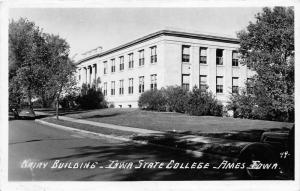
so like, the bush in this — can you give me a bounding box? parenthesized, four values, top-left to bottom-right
(185, 87, 223, 116)
(227, 89, 294, 122)
(138, 89, 167, 111)
(76, 84, 107, 109)
(163, 86, 189, 113)
(227, 90, 256, 118)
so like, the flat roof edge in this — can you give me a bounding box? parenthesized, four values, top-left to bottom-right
(77, 30, 239, 65)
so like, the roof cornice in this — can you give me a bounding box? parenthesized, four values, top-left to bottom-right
(76, 30, 239, 65)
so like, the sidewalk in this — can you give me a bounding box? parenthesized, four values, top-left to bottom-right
(35, 111, 250, 158)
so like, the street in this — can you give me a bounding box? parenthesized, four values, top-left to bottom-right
(9, 119, 242, 181)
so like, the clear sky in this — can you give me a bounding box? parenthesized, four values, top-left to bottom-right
(9, 7, 263, 57)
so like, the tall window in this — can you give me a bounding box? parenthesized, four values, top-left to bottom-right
(232, 51, 239, 66)
(139, 76, 145, 93)
(232, 77, 239, 94)
(111, 81, 115, 95)
(139, 50, 145, 66)
(103, 61, 107, 74)
(182, 45, 190, 62)
(119, 56, 124, 71)
(216, 76, 223, 93)
(216, 49, 223, 65)
(150, 46, 157, 63)
(182, 74, 190, 91)
(199, 75, 207, 91)
(103, 82, 107, 96)
(200, 47, 207, 64)
(150, 74, 157, 90)
(128, 53, 134, 68)
(111, 59, 115, 73)
(128, 78, 134, 94)
(247, 78, 254, 94)
(119, 80, 124, 95)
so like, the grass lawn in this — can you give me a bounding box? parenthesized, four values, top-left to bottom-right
(64, 108, 293, 133)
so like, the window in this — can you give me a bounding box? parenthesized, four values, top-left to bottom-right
(103, 82, 107, 96)
(247, 78, 254, 94)
(111, 59, 115, 73)
(150, 46, 157, 63)
(128, 78, 134, 94)
(119, 80, 124, 95)
(139, 76, 144, 93)
(182, 45, 190, 62)
(182, 74, 190, 91)
(103, 61, 107, 74)
(128, 53, 134, 68)
(119, 56, 124, 71)
(200, 47, 207, 64)
(111, 81, 115, 95)
(150, 74, 157, 90)
(216, 49, 223, 65)
(232, 77, 239, 94)
(216, 76, 223, 93)
(199, 75, 207, 91)
(232, 51, 239, 66)
(139, 50, 145, 66)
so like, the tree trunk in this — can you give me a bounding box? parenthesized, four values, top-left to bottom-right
(56, 96, 59, 120)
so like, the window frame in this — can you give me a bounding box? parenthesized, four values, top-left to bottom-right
(181, 74, 190, 91)
(200, 47, 207, 64)
(182, 45, 190, 63)
(150, 74, 157, 90)
(150, 46, 157, 63)
(216, 76, 223, 93)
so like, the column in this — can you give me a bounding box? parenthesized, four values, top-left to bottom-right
(190, 46, 199, 90)
(224, 49, 233, 96)
(208, 47, 216, 94)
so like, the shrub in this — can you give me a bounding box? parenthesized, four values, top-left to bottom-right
(76, 84, 107, 109)
(138, 89, 167, 111)
(186, 87, 223, 116)
(163, 86, 189, 113)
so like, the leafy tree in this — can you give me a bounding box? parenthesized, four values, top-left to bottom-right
(9, 18, 76, 118)
(9, 18, 45, 107)
(237, 7, 294, 122)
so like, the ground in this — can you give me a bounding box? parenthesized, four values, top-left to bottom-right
(61, 108, 293, 133)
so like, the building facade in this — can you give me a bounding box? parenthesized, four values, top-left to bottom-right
(76, 29, 255, 108)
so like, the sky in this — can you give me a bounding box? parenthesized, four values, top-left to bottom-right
(9, 7, 263, 57)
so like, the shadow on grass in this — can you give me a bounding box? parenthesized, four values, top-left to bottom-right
(79, 113, 122, 119)
(178, 126, 291, 142)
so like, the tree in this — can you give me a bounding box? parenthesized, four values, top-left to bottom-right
(9, 18, 75, 117)
(237, 7, 294, 122)
(9, 18, 45, 107)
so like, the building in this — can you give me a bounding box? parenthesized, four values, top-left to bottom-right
(75, 29, 255, 108)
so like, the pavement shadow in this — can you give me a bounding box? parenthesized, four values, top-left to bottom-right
(47, 142, 244, 181)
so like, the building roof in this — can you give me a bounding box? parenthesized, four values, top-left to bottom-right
(76, 29, 239, 65)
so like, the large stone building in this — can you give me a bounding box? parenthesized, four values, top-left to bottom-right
(75, 29, 254, 108)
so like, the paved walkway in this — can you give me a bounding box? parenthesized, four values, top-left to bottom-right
(36, 111, 160, 134)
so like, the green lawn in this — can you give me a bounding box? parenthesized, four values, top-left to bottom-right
(65, 108, 293, 133)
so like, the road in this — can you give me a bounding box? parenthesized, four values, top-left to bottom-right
(9, 119, 242, 181)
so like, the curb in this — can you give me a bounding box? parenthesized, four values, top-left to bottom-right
(35, 119, 238, 161)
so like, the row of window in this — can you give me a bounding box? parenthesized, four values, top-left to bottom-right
(182, 46, 239, 67)
(182, 75, 240, 94)
(103, 46, 157, 75)
(103, 74, 157, 96)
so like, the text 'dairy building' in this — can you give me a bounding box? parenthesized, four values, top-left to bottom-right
(76, 29, 255, 108)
